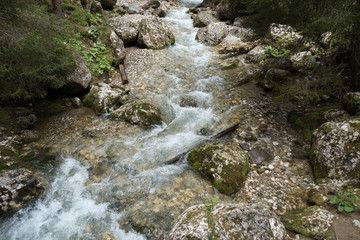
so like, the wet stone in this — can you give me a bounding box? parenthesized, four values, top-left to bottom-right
(248, 147, 274, 164)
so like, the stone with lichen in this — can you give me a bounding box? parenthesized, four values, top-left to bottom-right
(282, 206, 334, 240)
(310, 118, 360, 185)
(187, 142, 249, 195)
(169, 203, 289, 240)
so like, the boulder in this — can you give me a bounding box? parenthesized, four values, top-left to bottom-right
(187, 142, 249, 195)
(110, 102, 162, 126)
(0, 169, 43, 216)
(108, 14, 146, 44)
(169, 203, 289, 240)
(193, 10, 219, 28)
(110, 31, 126, 64)
(16, 114, 38, 129)
(196, 22, 229, 46)
(310, 118, 360, 185)
(290, 51, 317, 70)
(282, 206, 334, 239)
(218, 41, 256, 54)
(142, 0, 160, 10)
(323, 109, 349, 123)
(262, 57, 293, 72)
(216, 0, 252, 20)
(137, 17, 175, 49)
(261, 68, 291, 91)
(201, 0, 221, 8)
(196, 22, 253, 46)
(84, 83, 129, 115)
(63, 54, 92, 95)
(219, 35, 243, 47)
(90, 1, 103, 14)
(100, 0, 116, 10)
(343, 92, 360, 114)
(245, 45, 268, 63)
(270, 23, 303, 45)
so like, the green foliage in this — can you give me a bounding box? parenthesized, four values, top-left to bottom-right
(205, 197, 219, 211)
(70, 39, 114, 75)
(330, 192, 360, 213)
(263, 46, 292, 59)
(0, 0, 76, 103)
(204, 197, 219, 240)
(0, 169, 6, 173)
(70, 7, 103, 26)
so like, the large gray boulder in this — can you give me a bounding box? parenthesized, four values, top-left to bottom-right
(84, 83, 129, 115)
(169, 203, 289, 240)
(187, 142, 249, 195)
(193, 10, 219, 28)
(0, 169, 43, 216)
(245, 45, 268, 63)
(63, 54, 92, 95)
(110, 31, 126, 64)
(110, 101, 162, 126)
(108, 14, 146, 44)
(282, 206, 334, 239)
(310, 118, 360, 185)
(137, 17, 175, 49)
(196, 22, 253, 46)
(270, 23, 303, 45)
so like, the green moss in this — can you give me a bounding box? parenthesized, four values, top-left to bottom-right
(282, 206, 332, 239)
(309, 150, 329, 184)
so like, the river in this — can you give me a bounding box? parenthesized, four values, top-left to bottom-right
(0, 0, 237, 239)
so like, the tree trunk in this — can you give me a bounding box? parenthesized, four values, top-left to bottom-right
(52, 0, 63, 17)
(351, 2, 360, 91)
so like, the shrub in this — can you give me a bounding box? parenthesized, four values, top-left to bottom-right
(0, 0, 76, 103)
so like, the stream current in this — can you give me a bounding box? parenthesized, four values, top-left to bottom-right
(0, 0, 238, 239)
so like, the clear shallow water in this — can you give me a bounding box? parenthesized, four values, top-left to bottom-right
(0, 1, 230, 239)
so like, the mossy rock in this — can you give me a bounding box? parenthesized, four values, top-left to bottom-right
(282, 206, 334, 240)
(310, 118, 360, 185)
(110, 102, 162, 126)
(343, 92, 360, 114)
(84, 83, 128, 115)
(187, 142, 249, 195)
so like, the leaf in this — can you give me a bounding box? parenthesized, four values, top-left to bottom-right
(344, 205, 354, 213)
(338, 206, 344, 212)
(205, 203, 211, 207)
(211, 197, 219, 206)
(330, 197, 339, 204)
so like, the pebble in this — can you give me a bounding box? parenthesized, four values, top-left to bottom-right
(268, 164, 274, 170)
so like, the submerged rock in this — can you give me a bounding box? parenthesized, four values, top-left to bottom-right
(343, 92, 360, 114)
(84, 83, 128, 115)
(179, 96, 198, 107)
(169, 203, 289, 240)
(187, 142, 249, 195)
(310, 118, 360, 185)
(110, 102, 162, 126)
(282, 206, 334, 239)
(0, 169, 43, 216)
(137, 17, 175, 49)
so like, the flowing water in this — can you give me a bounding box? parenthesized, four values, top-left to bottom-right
(0, 1, 239, 239)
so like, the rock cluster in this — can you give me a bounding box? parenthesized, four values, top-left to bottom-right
(0, 169, 43, 216)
